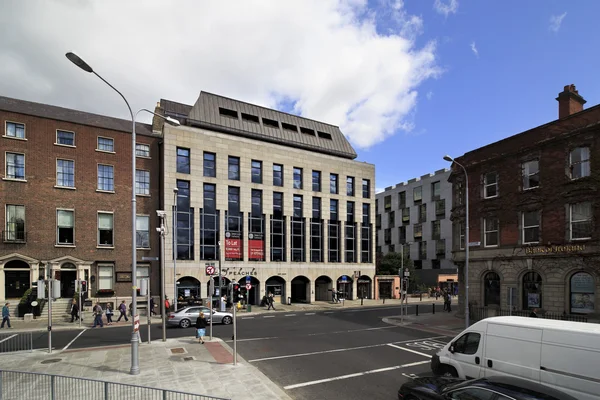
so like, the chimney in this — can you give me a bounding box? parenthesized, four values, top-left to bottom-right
(556, 84, 586, 119)
(152, 101, 165, 134)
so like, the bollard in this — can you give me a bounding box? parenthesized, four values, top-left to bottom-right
(433, 303, 435, 314)
(420, 293, 422, 301)
(383, 297, 385, 304)
(416, 304, 419, 317)
(361, 297, 364, 306)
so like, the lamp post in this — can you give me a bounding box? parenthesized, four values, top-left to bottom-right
(157, 210, 167, 341)
(172, 187, 178, 312)
(443, 155, 470, 329)
(66, 52, 179, 374)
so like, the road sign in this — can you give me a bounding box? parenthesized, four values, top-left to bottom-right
(142, 256, 159, 261)
(206, 265, 216, 275)
(133, 315, 140, 332)
(246, 283, 252, 290)
(341, 276, 348, 283)
(245, 276, 251, 283)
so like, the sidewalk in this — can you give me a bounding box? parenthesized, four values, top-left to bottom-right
(0, 336, 291, 400)
(383, 309, 467, 336)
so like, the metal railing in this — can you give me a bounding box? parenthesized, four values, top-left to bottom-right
(470, 307, 588, 323)
(0, 370, 230, 400)
(0, 332, 33, 354)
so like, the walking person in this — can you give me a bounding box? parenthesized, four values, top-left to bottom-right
(105, 303, 114, 325)
(1, 302, 12, 329)
(332, 288, 338, 303)
(70, 299, 79, 322)
(117, 300, 128, 322)
(529, 308, 539, 318)
(92, 302, 104, 328)
(446, 292, 452, 313)
(165, 297, 170, 313)
(267, 293, 276, 310)
(195, 312, 207, 344)
(149, 297, 157, 316)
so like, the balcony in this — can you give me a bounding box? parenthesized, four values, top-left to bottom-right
(2, 230, 27, 243)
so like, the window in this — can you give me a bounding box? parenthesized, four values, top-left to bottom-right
(347, 201, 355, 223)
(200, 183, 217, 260)
(56, 130, 75, 146)
(362, 179, 370, 198)
(98, 213, 114, 247)
(251, 160, 262, 184)
(226, 189, 243, 260)
(402, 207, 410, 224)
(388, 211, 395, 228)
(458, 223, 465, 250)
(384, 228, 391, 244)
(57, 209, 74, 245)
(414, 223, 422, 239)
(418, 204, 427, 223)
(228, 156, 240, 180)
(362, 203, 370, 225)
(98, 265, 114, 290)
(312, 170, 321, 192)
(177, 147, 190, 174)
(176, 180, 194, 260)
(5, 205, 25, 242)
(329, 200, 340, 262)
(219, 107, 238, 119)
(136, 266, 150, 281)
(432, 220, 441, 240)
(346, 176, 355, 196)
(136, 143, 150, 157)
(522, 160, 539, 189)
(570, 272, 595, 314)
(291, 195, 305, 262)
(5, 152, 25, 180)
(56, 159, 75, 188)
(273, 164, 283, 186)
(523, 271, 542, 309)
(436, 239, 446, 257)
(398, 226, 406, 243)
(453, 332, 481, 355)
(97, 137, 114, 152)
(135, 170, 150, 195)
(483, 173, 498, 198)
(431, 259, 440, 269)
(522, 211, 540, 244)
(312, 197, 322, 219)
(419, 241, 427, 259)
(5, 122, 25, 139)
(413, 186, 422, 202)
(241, 113, 259, 123)
(136, 215, 150, 248)
(484, 218, 499, 247)
(311, 197, 323, 262)
(271, 192, 285, 262)
(398, 191, 406, 208)
(293, 167, 303, 189)
(251, 189, 262, 216)
(431, 181, 440, 200)
(330, 173, 338, 194)
(436, 199, 446, 217)
(570, 202, 592, 240)
(484, 272, 500, 306)
(570, 147, 590, 179)
(203, 152, 216, 177)
(330, 199, 339, 221)
(97, 164, 114, 191)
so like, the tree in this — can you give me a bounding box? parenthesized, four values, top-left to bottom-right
(377, 252, 420, 289)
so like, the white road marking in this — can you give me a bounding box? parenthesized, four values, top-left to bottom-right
(305, 313, 315, 315)
(307, 326, 395, 336)
(263, 316, 275, 318)
(387, 343, 432, 358)
(342, 306, 405, 313)
(241, 317, 255, 320)
(283, 360, 429, 390)
(225, 336, 279, 342)
(0, 334, 17, 344)
(62, 329, 87, 351)
(284, 314, 296, 317)
(323, 311, 334, 314)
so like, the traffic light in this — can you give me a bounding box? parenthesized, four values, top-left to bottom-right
(232, 283, 243, 301)
(81, 281, 88, 299)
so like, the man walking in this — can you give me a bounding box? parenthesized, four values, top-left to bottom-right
(149, 297, 157, 316)
(92, 302, 104, 328)
(117, 300, 128, 322)
(1, 302, 12, 329)
(267, 293, 276, 310)
(70, 299, 79, 322)
(446, 291, 452, 313)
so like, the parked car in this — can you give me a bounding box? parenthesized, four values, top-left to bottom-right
(167, 306, 233, 328)
(398, 375, 577, 400)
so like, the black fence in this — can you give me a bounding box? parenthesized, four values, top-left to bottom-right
(470, 307, 588, 323)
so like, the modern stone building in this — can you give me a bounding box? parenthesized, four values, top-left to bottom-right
(154, 92, 376, 305)
(375, 169, 456, 290)
(449, 84, 600, 316)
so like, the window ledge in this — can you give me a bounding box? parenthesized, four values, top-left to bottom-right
(2, 178, 27, 182)
(54, 185, 76, 190)
(522, 186, 540, 192)
(96, 149, 116, 154)
(55, 244, 76, 248)
(136, 155, 151, 159)
(2, 135, 27, 141)
(136, 194, 151, 197)
(484, 245, 499, 248)
(136, 247, 151, 251)
(570, 237, 591, 242)
(97, 246, 115, 249)
(96, 189, 115, 194)
(54, 143, 76, 148)
(483, 195, 499, 200)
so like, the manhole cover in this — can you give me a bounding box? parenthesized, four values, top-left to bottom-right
(183, 356, 195, 361)
(170, 348, 185, 354)
(41, 359, 62, 364)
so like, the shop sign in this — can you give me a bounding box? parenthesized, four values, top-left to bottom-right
(248, 233, 265, 261)
(220, 267, 258, 277)
(225, 232, 242, 261)
(524, 244, 585, 255)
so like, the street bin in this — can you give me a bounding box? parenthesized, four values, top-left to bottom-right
(287, 297, 291, 305)
(247, 304, 252, 312)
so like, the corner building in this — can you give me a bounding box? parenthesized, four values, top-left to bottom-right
(156, 92, 375, 305)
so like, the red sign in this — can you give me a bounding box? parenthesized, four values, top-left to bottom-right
(246, 283, 252, 290)
(248, 233, 264, 261)
(225, 232, 242, 261)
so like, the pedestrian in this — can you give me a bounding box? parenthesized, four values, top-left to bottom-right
(117, 300, 128, 322)
(446, 292, 452, 313)
(70, 299, 79, 322)
(529, 308, 539, 318)
(195, 312, 207, 344)
(149, 297, 157, 316)
(105, 303, 114, 325)
(129, 302, 133, 317)
(332, 288, 338, 303)
(165, 297, 170, 313)
(92, 302, 104, 328)
(1, 302, 12, 329)
(267, 293, 276, 310)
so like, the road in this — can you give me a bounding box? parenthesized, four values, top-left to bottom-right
(3, 304, 451, 399)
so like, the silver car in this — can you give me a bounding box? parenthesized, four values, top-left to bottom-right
(167, 306, 233, 328)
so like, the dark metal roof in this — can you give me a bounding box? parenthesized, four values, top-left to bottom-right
(162, 92, 358, 160)
(0, 96, 153, 136)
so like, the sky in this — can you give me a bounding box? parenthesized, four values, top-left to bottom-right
(1, 1, 599, 192)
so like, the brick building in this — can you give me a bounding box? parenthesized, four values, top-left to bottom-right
(0, 96, 161, 302)
(449, 85, 600, 316)
(153, 92, 376, 305)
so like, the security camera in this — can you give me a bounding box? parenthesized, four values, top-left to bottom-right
(156, 210, 167, 217)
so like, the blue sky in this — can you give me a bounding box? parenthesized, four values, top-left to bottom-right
(364, 1, 600, 190)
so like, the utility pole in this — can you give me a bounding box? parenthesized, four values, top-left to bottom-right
(157, 210, 167, 341)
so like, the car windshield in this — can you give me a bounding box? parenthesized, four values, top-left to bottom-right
(441, 379, 486, 394)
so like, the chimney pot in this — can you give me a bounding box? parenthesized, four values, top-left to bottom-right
(556, 84, 586, 119)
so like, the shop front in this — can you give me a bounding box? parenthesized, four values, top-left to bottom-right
(357, 275, 372, 299)
(374, 275, 400, 300)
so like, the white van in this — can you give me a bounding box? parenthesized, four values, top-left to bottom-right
(431, 316, 600, 400)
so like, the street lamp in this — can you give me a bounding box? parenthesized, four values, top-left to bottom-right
(66, 52, 179, 375)
(443, 154, 470, 329)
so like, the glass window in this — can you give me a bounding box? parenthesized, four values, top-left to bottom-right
(523, 271, 542, 309)
(228, 186, 240, 215)
(6, 122, 25, 138)
(347, 201, 355, 223)
(431, 181, 440, 200)
(251, 160, 262, 184)
(312, 197, 321, 219)
(522, 160, 539, 189)
(484, 173, 498, 198)
(177, 147, 190, 174)
(419, 241, 427, 259)
(97, 137, 114, 152)
(271, 192, 285, 262)
(484, 218, 499, 247)
(6, 152, 25, 180)
(200, 183, 217, 260)
(398, 191, 406, 208)
(136, 215, 150, 248)
(293, 167, 303, 189)
(5, 205, 25, 241)
(97, 164, 114, 191)
(570, 147, 590, 179)
(293, 195, 303, 218)
(251, 189, 262, 215)
(384, 195, 391, 210)
(330, 174, 338, 194)
(203, 152, 216, 177)
(484, 272, 500, 306)
(362, 179, 370, 199)
(312, 170, 321, 192)
(56, 130, 75, 146)
(291, 195, 305, 262)
(346, 176, 355, 196)
(176, 180, 194, 260)
(522, 211, 540, 244)
(419, 204, 427, 223)
(135, 170, 150, 195)
(414, 223, 422, 239)
(330, 199, 339, 221)
(56, 159, 75, 188)
(136, 143, 150, 157)
(228, 156, 240, 180)
(458, 222, 465, 250)
(570, 202, 592, 240)
(273, 164, 283, 186)
(136, 266, 150, 281)
(570, 272, 595, 314)
(57, 209, 74, 245)
(413, 186, 422, 202)
(273, 192, 283, 219)
(453, 332, 481, 355)
(362, 203, 370, 225)
(98, 213, 114, 246)
(432, 220, 441, 239)
(98, 265, 114, 290)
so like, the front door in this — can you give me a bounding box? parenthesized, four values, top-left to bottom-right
(61, 271, 77, 298)
(450, 331, 484, 379)
(4, 270, 30, 298)
(379, 281, 392, 299)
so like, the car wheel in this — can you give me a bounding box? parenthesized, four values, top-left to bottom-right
(179, 319, 191, 328)
(222, 316, 232, 325)
(441, 366, 458, 378)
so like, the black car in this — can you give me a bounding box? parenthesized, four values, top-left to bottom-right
(398, 375, 577, 400)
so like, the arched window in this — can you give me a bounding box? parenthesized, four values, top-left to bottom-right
(570, 272, 595, 314)
(522, 272, 542, 310)
(484, 272, 501, 306)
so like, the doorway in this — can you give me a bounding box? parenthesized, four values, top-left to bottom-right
(379, 281, 392, 299)
(61, 271, 77, 298)
(4, 270, 30, 298)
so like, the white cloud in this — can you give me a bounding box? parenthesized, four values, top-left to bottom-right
(549, 12, 567, 33)
(0, 0, 441, 150)
(433, 0, 458, 17)
(375, 187, 385, 194)
(470, 41, 479, 57)
(426, 91, 433, 100)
